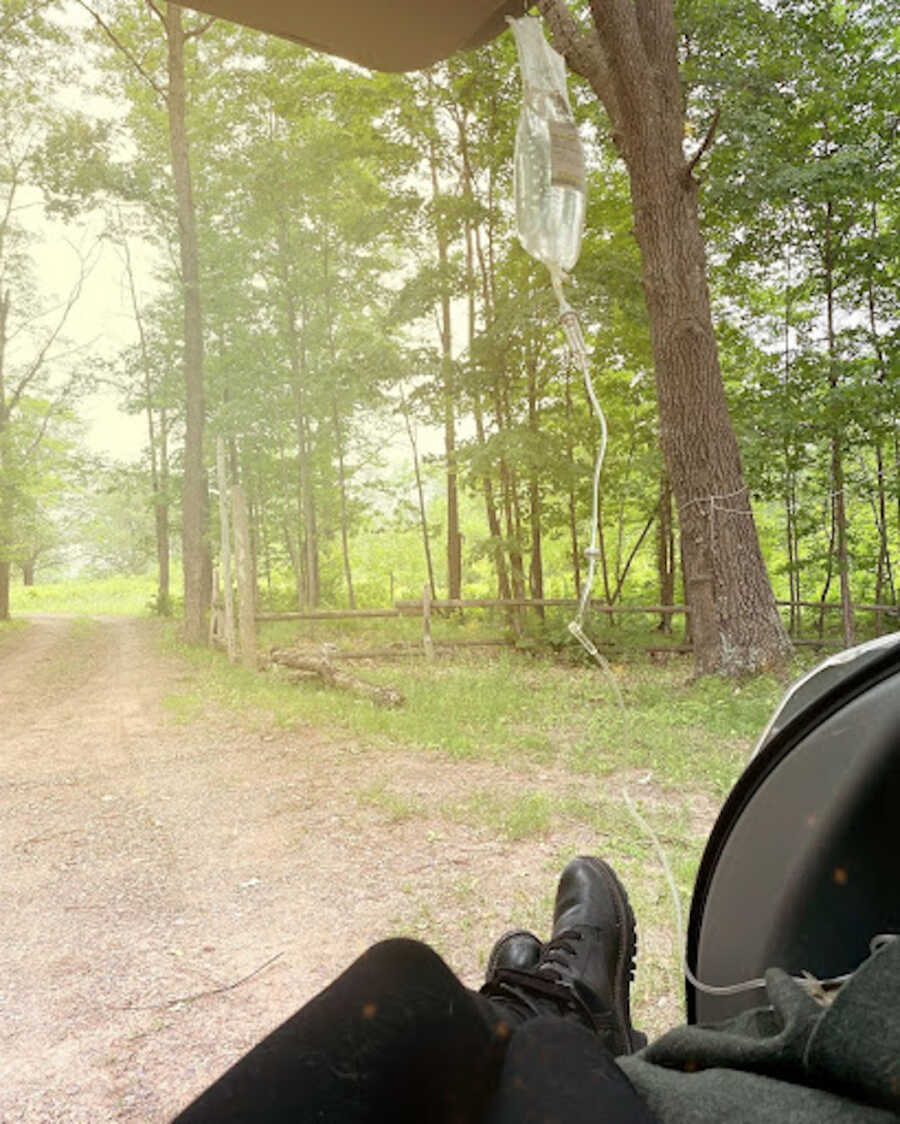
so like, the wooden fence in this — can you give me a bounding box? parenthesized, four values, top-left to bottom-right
(255, 590, 898, 660)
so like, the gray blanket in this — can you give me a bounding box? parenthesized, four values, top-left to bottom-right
(618, 936, 900, 1121)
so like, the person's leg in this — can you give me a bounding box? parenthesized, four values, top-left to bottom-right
(485, 1017, 660, 1124)
(171, 938, 506, 1124)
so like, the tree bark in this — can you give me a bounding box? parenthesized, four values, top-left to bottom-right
(276, 223, 319, 610)
(399, 389, 437, 602)
(0, 288, 10, 620)
(216, 435, 236, 661)
(231, 482, 257, 670)
(526, 347, 544, 616)
(157, 407, 171, 614)
(866, 210, 894, 628)
(321, 235, 355, 610)
(656, 471, 674, 632)
(564, 369, 582, 598)
(123, 235, 171, 616)
(0, 559, 8, 619)
(428, 138, 462, 601)
(166, 3, 207, 644)
(468, 215, 511, 603)
(540, 0, 790, 674)
(824, 198, 854, 649)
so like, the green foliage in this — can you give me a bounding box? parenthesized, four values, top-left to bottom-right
(9, 0, 896, 641)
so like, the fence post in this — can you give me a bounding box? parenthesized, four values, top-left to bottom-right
(231, 482, 257, 670)
(422, 583, 434, 662)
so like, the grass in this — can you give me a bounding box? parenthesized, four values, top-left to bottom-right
(152, 612, 826, 1037)
(357, 781, 425, 824)
(165, 625, 795, 794)
(10, 574, 169, 616)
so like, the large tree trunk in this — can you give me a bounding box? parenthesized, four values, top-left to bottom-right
(540, 0, 790, 674)
(166, 3, 207, 644)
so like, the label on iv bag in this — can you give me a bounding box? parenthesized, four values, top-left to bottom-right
(549, 120, 586, 193)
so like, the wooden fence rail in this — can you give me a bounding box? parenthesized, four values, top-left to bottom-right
(257, 598, 898, 624)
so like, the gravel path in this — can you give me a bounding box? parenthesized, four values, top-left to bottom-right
(3, 615, 639, 1122)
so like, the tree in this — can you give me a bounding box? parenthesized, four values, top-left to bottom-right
(692, 0, 898, 641)
(538, 0, 791, 674)
(79, 0, 213, 641)
(0, 17, 95, 617)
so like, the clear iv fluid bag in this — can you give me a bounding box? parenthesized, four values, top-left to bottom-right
(509, 16, 586, 273)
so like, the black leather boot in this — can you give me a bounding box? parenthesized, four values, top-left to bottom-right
(484, 929, 542, 979)
(481, 857, 645, 1056)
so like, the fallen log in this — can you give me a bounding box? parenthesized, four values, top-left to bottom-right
(268, 648, 404, 708)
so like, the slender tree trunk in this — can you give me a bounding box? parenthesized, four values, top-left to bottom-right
(22, 558, 34, 586)
(866, 212, 894, 625)
(498, 424, 526, 636)
(824, 199, 854, 649)
(789, 467, 800, 635)
(497, 377, 526, 610)
(657, 472, 674, 632)
(277, 225, 318, 610)
(540, 0, 789, 674)
(563, 369, 582, 599)
(399, 390, 437, 603)
(596, 491, 613, 609)
(156, 407, 171, 612)
(429, 139, 462, 600)
(331, 397, 356, 609)
(473, 396, 511, 601)
(817, 498, 836, 641)
(784, 460, 797, 637)
(123, 236, 171, 615)
(610, 508, 657, 605)
(320, 238, 355, 610)
(0, 288, 11, 620)
(166, 3, 207, 644)
(469, 216, 511, 602)
(526, 349, 544, 616)
(782, 271, 796, 636)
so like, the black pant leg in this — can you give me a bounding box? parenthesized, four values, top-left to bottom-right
(485, 1017, 661, 1124)
(171, 938, 505, 1124)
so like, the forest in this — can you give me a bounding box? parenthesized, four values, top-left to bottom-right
(1, 0, 897, 676)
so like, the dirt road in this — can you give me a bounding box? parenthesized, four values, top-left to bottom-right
(4, 615, 648, 1122)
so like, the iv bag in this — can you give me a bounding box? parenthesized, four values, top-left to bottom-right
(509, 16, 586, 273)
